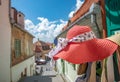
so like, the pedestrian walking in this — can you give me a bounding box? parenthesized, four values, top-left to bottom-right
(40, 67, 43, 76)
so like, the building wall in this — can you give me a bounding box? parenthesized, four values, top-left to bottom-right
(11, 56, 35, 82)
(10, 6, 35, 82)
(34, 40, 51, 60)
(11, 25, 34, 66)
(24, 33, 33, 56)
(56, 4, 102, 82)
(56, 60, 78, 82)
(33, 41, 42, 60)
(56, 59, 64, 73)
(11, 25, 35, 81)
(65, 62, 78, 82)
(77, 4, 103, 38)
(0, 0, 11, 82)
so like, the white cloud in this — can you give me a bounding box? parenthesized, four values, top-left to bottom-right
(68, 11, 75, 18)
(25, 0, 84, 43)
(76, 0, 84, 11)
(68, 0, 84, 18)
(25, 17, 67, 43)
(25, 19, 35, 29)
(25, 19, 36, 34)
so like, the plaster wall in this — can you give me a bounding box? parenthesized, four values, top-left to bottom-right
(64, 62, 77, 82)
(11, 56, 35, 82)
(0, 0, 11, 82)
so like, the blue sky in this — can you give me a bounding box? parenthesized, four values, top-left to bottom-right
(11, 0, 84, 43)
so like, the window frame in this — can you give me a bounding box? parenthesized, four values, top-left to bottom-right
(14, 39, 21, 58)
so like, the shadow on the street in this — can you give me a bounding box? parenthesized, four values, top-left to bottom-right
(18, 75, 52, 82)
(18, 60, 58, 82)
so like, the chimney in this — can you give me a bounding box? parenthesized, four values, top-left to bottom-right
(10, 7, 17, 23)
(17, 11, 25, 29)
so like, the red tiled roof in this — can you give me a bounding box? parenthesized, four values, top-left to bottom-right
(62, 0, 99, 31)
(62, 25, 68, 31)
(46, 42, 52, 46)
(70, 0, 99, 23)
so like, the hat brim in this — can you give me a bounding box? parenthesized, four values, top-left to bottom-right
(53, 39, 118, 64)
(107, 34, 120, 46)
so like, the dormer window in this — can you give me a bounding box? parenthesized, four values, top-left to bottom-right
(19, 14, 21, 17)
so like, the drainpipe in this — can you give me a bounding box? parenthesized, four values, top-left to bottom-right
(93, 13, 102, 38)
(9, 0, 13, 82)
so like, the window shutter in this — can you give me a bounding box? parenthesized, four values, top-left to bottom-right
(15, 39, 21, 58)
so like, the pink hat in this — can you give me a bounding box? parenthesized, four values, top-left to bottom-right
(48, 25, 118, 64)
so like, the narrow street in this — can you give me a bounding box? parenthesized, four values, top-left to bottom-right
(18, 61, 66, 82)
(2, 0, 120, 82)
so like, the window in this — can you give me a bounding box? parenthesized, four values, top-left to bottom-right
(14, 39, 21, 58)
(19, 14, 21, 17)
(0, 0, 1, 5)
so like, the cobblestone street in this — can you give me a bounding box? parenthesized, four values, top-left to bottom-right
(19, 62, 66, 82)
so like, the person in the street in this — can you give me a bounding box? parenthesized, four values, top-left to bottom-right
(48, 25, 119, 82)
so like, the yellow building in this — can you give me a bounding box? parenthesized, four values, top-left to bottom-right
(10, 7, 35, 82)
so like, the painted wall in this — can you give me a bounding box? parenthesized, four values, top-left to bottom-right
(65, 62, 78, 82)
(11, 56, 35, 82)
(11, 25, 34, 65)
(56, 60, 78, 82)
(0, 0, 11, 82)
(56, 59, 64, 73)
(56, 4, 102, 82)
